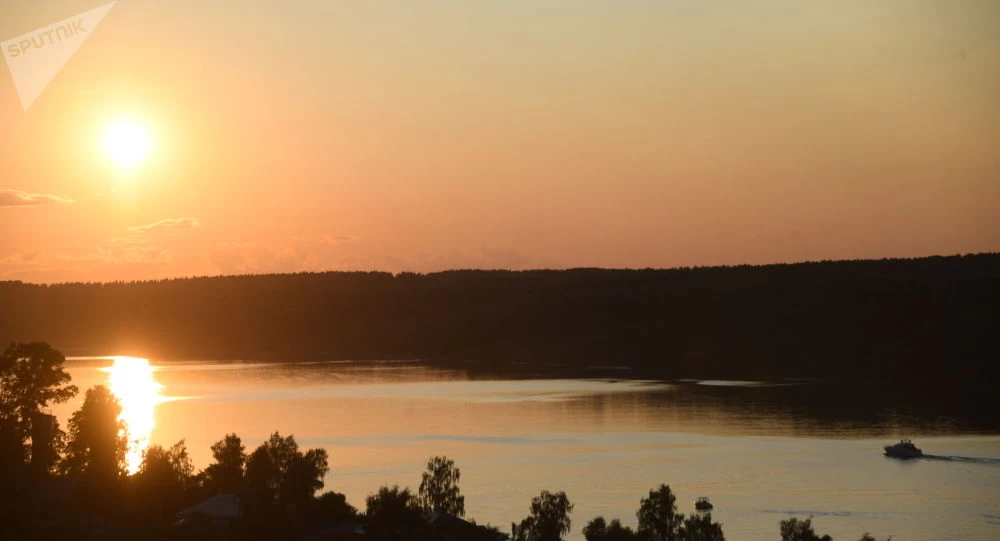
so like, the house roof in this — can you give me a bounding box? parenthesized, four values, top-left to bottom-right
(176, 493, 240, 520)
(426, 511, 510, 541)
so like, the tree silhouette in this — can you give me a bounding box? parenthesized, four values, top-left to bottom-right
(682, 512, 725, 541)
(857, 534, 891, 541)
(61, 385, 128, 514)
(0, 342, 77, 455)
(365, 484, 425, 540)
(133, 440, 196, 521)
(583, 517, 609, 541)
(583, 516, 639, 541)
(61, 385, 126, 478)
(282, 446, 329, 505)
(780, 517, 832, 541)
(418, 455, 465, 516)
(242, 432, 329, 510)
(637, 484, 683, 541)
(512, 490, 574, 541)
(203, 432, 246, 493)
(139, 439, 194, 483)
(308, 490, 358, 522)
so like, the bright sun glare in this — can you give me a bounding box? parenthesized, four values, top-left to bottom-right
(103, 120, 151, 168)
(103, 356, 165, 474)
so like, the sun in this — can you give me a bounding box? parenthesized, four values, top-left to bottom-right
(103, 120, 151, 168)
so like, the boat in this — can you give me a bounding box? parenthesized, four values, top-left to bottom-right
(694, 497, 713, 511)
(884, 439, 923, 458)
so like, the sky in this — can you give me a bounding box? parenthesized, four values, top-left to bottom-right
(1, 0, 998, 283)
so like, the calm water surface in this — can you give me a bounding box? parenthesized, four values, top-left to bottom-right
(55, 358, 1000, 541)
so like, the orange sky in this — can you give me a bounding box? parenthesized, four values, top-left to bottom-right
(2, 1, 998, 283)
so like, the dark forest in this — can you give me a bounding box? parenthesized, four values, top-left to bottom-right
(2, 253, 997, 385)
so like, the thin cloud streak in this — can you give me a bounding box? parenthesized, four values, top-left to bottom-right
(0, 189, 74, 207)
(126, 217, 201, 233)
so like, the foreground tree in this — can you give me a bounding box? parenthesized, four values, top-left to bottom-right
(857, 534, 891, 541)
(584, 517, 609, 541)
(139, 440, 194, 484)
(365, 485, 426, 540)
(61, 385, 127, 513)
(780, 517, 832, 541)
(242, 431, 329, 510)
(637, 484, 683, 541)
(583, 516, 639, 541)
(133, 440, 196, 521)
(682, 513, 725, 541)
(308, 490, 358, 522)
(203, 433, 245, 493)
(61, 385, 127, 478)
(0, 342, 77, 454)
(418, 455, 465, 516)
(512, 490, 574, 541)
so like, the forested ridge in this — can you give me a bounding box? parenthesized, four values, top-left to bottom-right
(1, 253, 997, 384)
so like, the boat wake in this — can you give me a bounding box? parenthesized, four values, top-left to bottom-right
(758, 509, 902, 519)
(921, 455, 1000, 466)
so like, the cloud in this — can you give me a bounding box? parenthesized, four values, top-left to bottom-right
(55, 241, 177, 265)
(210, 233, 360, 275)
(5, 225, 376, 281)
(0, 189, 74, 207)
(410, 247, 544, 271)
(92, 218, 204, 264)
(210, 243, 309, 275)
(323, 234, 357, 245)
(0, 252, 45, 266)
(126, 217, 201, 233)
(0, 217, 205, 281)
(289, 234, 358, 245)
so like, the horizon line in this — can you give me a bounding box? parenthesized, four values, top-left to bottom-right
(3, 251, 997, 287)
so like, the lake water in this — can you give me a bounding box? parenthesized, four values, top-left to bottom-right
(54, 357, 1000, 541)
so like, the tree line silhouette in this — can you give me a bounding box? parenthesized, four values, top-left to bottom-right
(1, 253, 997, 386)
(2, 343, 894, 540)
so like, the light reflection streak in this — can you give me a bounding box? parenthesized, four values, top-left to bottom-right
(101, 356, 165, 474)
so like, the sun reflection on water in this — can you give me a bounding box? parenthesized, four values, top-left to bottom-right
(102, 356, 165, 474)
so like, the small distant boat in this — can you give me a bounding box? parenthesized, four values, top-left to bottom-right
(884, 439, 923, 459)
(694, 497, 713, 511)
